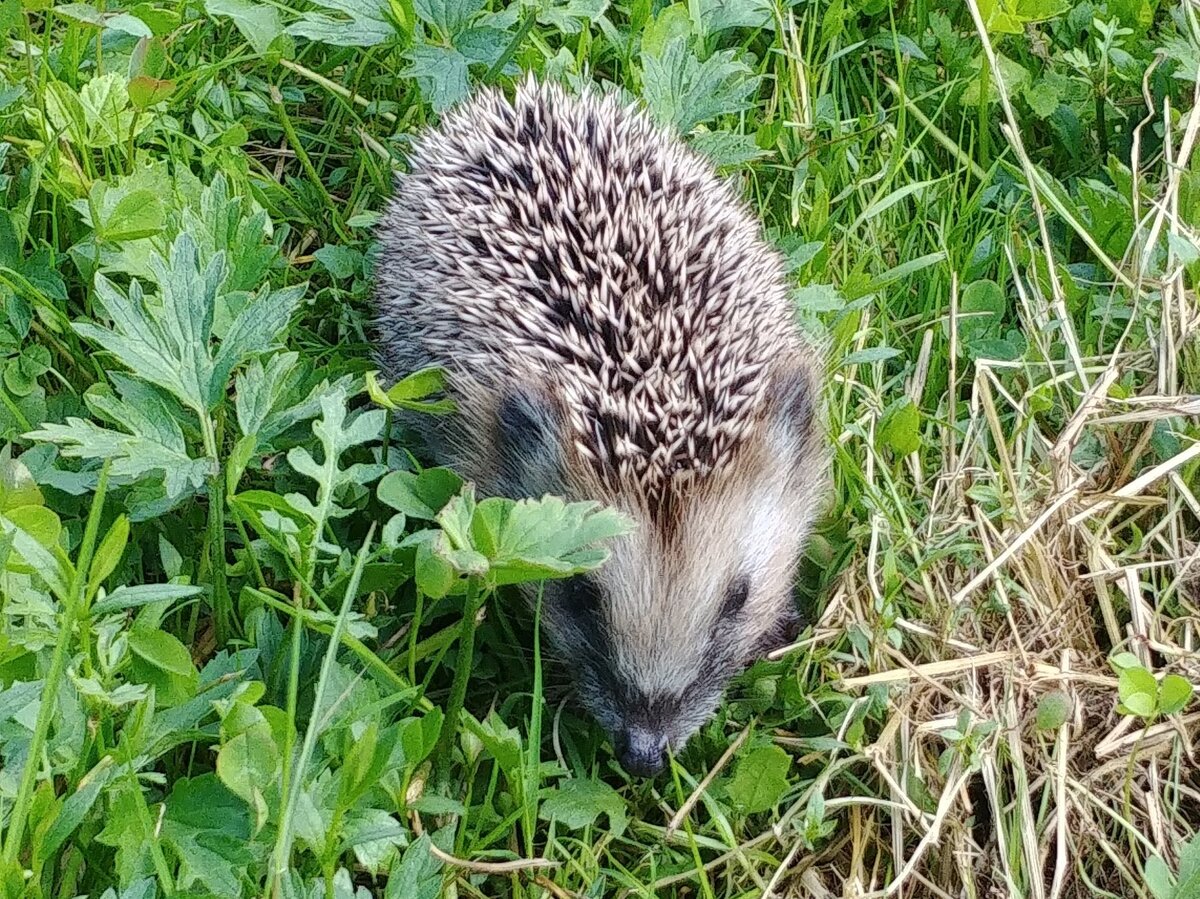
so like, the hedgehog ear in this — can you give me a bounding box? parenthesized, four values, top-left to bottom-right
(496, 386, 564, 498)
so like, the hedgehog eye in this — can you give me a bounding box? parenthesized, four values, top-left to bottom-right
(557, 575, 606, 645)
(720, 576, 751, 618)
(563, 574, 602, 615)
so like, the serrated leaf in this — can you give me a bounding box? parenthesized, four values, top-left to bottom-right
(466, 494, 634, 586)
(162, 775, 254, 897)
(313, 244, 363, 279)
(539, 779, 627, 837)
(1023, 73, 1066, 118)
(209, 283, 304, 408)
(403, 44, 470, 112)
(384, 833, 444, 899)
(287, 0, 395, 46)
(204, 0, 283, 54)
(78, 73, 136, 148)
(728, 744, 791, 813)
(27, 417, 211, 511)
(641, 3, 691, 57)
(412, 0, 483, 35)
(640, 38, 759, 134)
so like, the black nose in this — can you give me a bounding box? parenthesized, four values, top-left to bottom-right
(615, 725, 668, 777)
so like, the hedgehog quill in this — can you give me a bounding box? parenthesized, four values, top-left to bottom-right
(374, 77, 827, 777)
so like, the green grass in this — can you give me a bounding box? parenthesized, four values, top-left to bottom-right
(1, 0, 1200, 896)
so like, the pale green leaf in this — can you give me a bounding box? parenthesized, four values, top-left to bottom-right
(539, 779, 627, 837)
(728, 744, 791, 813)
(204, 0, 284, 54)
(287, 0, 395, 46)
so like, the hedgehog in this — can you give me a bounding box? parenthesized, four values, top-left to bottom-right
(373, 76, 827, 776)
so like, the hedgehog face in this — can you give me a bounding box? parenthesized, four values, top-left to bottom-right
(500, 366, 824, 777)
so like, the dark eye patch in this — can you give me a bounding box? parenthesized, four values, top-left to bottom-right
(719, 575, 750, 619)
(554, 574, 609, 655)
(563, 574, 602, 615)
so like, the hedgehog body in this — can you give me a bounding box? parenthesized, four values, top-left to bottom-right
(375, 77, 826, 775)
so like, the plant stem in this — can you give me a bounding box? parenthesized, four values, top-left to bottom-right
(434, 577, 484, 786)
(202, 412, 231, 644)
(269, 525, 376, 899)
(1, 463, 110, 866)
(208, 470, 231, 643)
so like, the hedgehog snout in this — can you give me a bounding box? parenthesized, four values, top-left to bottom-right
(614, 724, 668, 777)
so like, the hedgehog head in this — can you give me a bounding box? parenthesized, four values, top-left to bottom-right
(488, 354, 824, 776)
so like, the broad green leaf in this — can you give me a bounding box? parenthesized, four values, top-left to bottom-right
(378, 468, 463, 519)
(366, 367, 454, 414)
(474, 710, 522, 774)
(204, 0, 284, 54)
(128, 628, 196, 678)
(1144, 856, 1175, 899)
(699, 0, 771, 33)
(640, 37, 759, 133)
(468, 494, 633, 586)
(384, 833, 444, 899)
(287, 0, 396, 46)
(958, 279, 1006, 346)
(217, 719, 280, 832)
(162, 775, 255, 897)
(1177, 830, 1200, 899)
(1023, 72, 1067, 118)
(27, 417, 212, 512)
(127, 76, 175, 110)
(414, 533, 461, 596)
(5, 503, 61, 549)
(1117, 666, 1158, 719)
(209, 282, 304, 408)
(397, 709, 443, 768)
(0, 447, 45, 511)
(313, 244, 363, 279)
(412, 0, 483, 36)
(78, 73, 138, 148)
(535, 0, 606, 34)
(344, 807, 406, 874)
(403, 44, 471, 112)
(878, 398, 920, 456)
(539, 779, 627, 837)
(1109, 652, 1141, 672)
(1159, 674, 1193, 716)
(728, 744, 791, 813)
